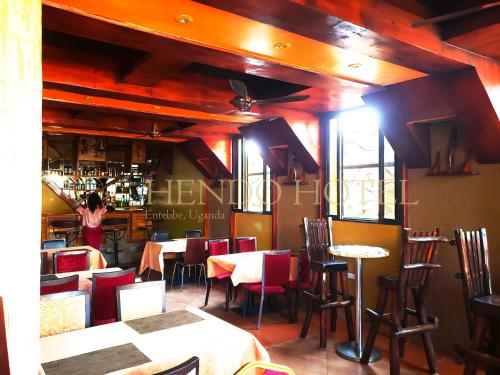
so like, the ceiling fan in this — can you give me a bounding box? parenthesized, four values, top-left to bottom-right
(134, 122, 194, 139)
(228, 79, 310, 112)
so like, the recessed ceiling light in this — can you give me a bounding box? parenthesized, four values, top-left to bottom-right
(274, 42, 291, 49)
(176, 14, 193, 24)
(348, 63, 362, 69)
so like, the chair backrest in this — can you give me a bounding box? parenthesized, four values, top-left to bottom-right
(53, 250, 90, 273)
(185, 230, 202, 238)
(92, 268, 136, 325)
(454, 228, 492, 337)
(184, 238, 206, 265)
(42, 239, 66, 249)
(302, 217, 333, 248)
(40, 291, 90, 337)
(40, 274, 79, 296)
(153, 231, 170, 242)
(262, 250, 291, 287)
(154, 356, 199, 375)
(207, 238, 230, 256)
(235, 237, 257, 253)
(116, 280, 166, 321)
(396, 228, 447, 304)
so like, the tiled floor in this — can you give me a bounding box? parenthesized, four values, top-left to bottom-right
(162, 278, 466, 375)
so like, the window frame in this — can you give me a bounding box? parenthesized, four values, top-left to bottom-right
(232, 136, 272, 215)
(324, 108, 403, 225)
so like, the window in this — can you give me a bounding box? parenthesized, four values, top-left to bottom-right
(327, 106, 401, 223)
(233, 137, 271, 213)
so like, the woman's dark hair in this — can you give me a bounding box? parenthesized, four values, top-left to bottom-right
(87, 192, 102, 213)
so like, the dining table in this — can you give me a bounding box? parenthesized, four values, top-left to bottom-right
(207, 251, 298, 286)
(41, 245, 107, 274)
(39, 306, 270, 375)
(139, 239, 207, 278)
(329, 245, 389, 363)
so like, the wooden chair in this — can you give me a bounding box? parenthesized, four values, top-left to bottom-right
(204, 238, 232, 310)
(116, 280, 166, 321)
(454, 228, 500, 375)
(40, 291, 90, 337)
(361, 228, 447, 375)
(153, 356, 199, 375)
(300, 217, 354, 348)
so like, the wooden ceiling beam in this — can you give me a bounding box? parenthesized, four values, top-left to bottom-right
(120, 54, 188, 86)
(42, 87, 256, 124)
(42, 1, 425, 87)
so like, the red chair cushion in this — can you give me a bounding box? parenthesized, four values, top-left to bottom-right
(237, 239, 256, 253)
(92, 271, 135, 325)
(40, 278, 79, 295)
(215, 272, 232, 280)
(209, 241, 229, 256)
(55, 252, 88, 273)
(242, 283, 285, 295)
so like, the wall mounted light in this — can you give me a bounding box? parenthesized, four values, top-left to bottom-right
(274, 42, 291, 49)
(176, 14, 193, 24)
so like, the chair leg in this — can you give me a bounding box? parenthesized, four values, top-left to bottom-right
(146, 268, 151, 281)
(294, 288, 300, 323)
(340, 270, 355, 341)
(361, 287, 388, 364)
(243, 290, 248, 318)
(257, 292, 265, 329)
(464, 314, 487, 375)
(319, 272, 328, 348)
(170, 262, 178, 288)
(180, 266, 185, 291)
(300, 271, 319, 338)
(389, 334, 401, 375)
(413, 289, 437, 374)
(286, 290, 293, 323)
(225, 282, 230, 311)
(233, 286, 239, 303)
(329, 271, 338, 332)
(204, 279, 212, 307)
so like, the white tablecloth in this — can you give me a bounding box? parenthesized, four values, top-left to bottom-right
(39, 307, 270, 375)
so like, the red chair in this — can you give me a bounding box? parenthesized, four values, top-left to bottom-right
(284, 249, 310, 322)
(171, 238, 206, 290)
(204, 238, 232, 310)
(91, 268, 135, 326)
(40, 274, 79, 295)
(242, 250, 292, 329)
(53, 250, 90, 273)
(235, 237, 257, 253)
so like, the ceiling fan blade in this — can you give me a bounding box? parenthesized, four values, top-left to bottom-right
(224, 109, 261, 116)
(229, 79, 248, 98)
(255, 95, 310, 104)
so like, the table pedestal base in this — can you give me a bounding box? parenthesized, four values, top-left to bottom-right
(335, 341, 382, 363)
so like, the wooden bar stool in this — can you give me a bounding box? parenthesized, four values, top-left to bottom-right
(300, 217, 354, 348)
(102, 218, 128, 267)
(361, 228, 447, 375)
(52, 220, 81, 246)
(453, 228, 500, 375)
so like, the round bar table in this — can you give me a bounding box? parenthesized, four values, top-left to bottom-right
(330, 245, 389, 362)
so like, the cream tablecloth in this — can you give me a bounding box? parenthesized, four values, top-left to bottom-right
(41, 245, 107, 274)
(207, 252, 297, 286)
(39, 307, 270, 375)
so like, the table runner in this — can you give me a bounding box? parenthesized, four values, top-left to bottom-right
(125, 310, 204, 334)
(41, 343, 150, 375)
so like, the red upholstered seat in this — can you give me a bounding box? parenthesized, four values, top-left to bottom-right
(208, 240, 229, 256)
(54, 251, 90, 273)
(237, 238, 256, 253)
(242, 283, 285, 294)
(92, 269, 135, 326)
(215, 272, 232, 280)
(40, 275, 79, 295)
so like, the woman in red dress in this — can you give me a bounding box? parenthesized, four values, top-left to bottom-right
(76, 193, 113, 250)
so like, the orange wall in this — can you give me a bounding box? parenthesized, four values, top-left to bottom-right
(234, 212, 272, 250)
